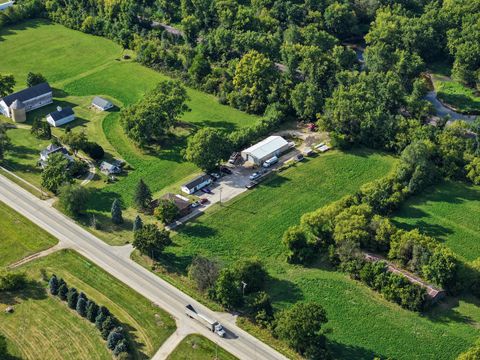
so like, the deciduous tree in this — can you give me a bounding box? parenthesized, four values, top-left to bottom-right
(133, 224, 171, 258)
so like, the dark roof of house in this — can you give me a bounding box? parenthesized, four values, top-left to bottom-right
(2, 82, 52, 107)
(92, 96, 112, 109)
(161, 193, 191, 211)
(48, 107, 74, 121)
(40, 144, 67, 158)
(182, 174, 211, 189)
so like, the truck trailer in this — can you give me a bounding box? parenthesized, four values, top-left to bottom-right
(185, 304, 226, 337)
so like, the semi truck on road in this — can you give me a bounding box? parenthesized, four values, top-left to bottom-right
(185, 304, 226, 337)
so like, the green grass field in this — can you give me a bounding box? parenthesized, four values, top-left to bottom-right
(0, 19, 259, 243)
(0, 201, 57, 267)
(0, 250, 175, 360)
(133, 150, 480, 359)
(168, 334, 237, 360)
(394, 181, 480, 262)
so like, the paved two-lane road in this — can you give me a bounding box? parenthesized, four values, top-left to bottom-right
(0, 174, 287, 360)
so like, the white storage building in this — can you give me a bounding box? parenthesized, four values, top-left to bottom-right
(46, 106, 75, 127)
(241, 136, 290, 165)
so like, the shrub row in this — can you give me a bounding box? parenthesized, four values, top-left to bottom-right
(282, 140, 474, 310)
(48, 274, 129, 359)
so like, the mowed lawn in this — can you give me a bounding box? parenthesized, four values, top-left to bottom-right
(0, 250, 175, 360)
(0, 201, 57, 267)
(148, 150, 480, 360)
(168, 334, 237, 360)
(0, 20, 258, 221)
(394, 181, 480, 262)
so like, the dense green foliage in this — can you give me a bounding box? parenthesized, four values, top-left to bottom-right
(133, 224, 171, 258)
(153, 199, 179, 225)
(41, 152, 73, 193)
(58, 183, 89, 217)
(184, 127, 231, 171)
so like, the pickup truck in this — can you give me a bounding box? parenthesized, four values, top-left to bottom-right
(185, 304, 226, 337)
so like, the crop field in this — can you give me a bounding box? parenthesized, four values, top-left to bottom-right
(0, 250, 175, 360)
(135, 150, 480, 360)
(168, 334, 237, 360)
(0, 200, 57, 267)
(394, 181, 480, 262)
(0, 20, 258, 238)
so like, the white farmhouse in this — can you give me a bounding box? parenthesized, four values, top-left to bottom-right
(241, 136, 290, 165)
(181, 174, 212, 195)
(46, 106, 75, 127)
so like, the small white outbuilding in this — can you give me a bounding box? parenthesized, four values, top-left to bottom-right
(46, 106, 75, 127)
(241, 136, 290, 165)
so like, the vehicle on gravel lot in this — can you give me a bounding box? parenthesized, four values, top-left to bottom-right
(249, 172, 262, 180)
(295, 154, 304, 161)
(246, 181, 258, 189)
(263, 156, 278, 168)
(228, 152, 241, 164)
(199, 198, 209, 204)
(191, 201, 200, 208)
(210, 172, 221, 180)
(201, 187, 212, 194)
(220, 166, 232, 175)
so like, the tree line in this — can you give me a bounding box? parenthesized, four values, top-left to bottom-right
(48, 274, 130, 359)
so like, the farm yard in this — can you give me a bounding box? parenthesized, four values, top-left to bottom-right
(133, 149, 480, 360)
(0, 19, 259, 244)
(0, 250, 175, 360)
(394, 181, 480, 262)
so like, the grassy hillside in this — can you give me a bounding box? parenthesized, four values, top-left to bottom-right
(168, 335, 237, 360)
(394, 181, 480, 262)
(0, 20, 259, 243)
(0, 250, 175, 360)
(0, 201, 57, 267)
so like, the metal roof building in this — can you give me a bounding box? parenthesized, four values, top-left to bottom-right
(241, 136, 290, 165)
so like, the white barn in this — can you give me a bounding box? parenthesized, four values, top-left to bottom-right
(241, 136, 290, 165)
(46, 106, 75, 127)
(0, 82, 53, 119)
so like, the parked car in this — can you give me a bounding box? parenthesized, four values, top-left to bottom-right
(263, 156, 278, 168)
(199, 198, 209, 204)
(246, 181, 258, 189)
(201, 187, 212, 194)
(295, 154, 304, 161)
(210, 172, 221, 180)
(191, 201, 200, 208)
(249, 172, 262, 180)
(219, 166, 232, 175)
(228, 152, 240, 164)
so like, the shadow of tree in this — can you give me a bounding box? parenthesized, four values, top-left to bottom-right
(328, 339, 387, 360)
(0, 278, 48, 306)
(0, 333, 22, 360)
(266, 277, 304, 305)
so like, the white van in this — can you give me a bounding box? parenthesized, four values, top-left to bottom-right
(263, 156, 278, 168)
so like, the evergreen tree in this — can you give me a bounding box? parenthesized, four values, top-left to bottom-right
(86, 300, 99, 323)
(133, 179, 152, 212)
(95, 312, 107, 330)
(48, 274, 59, 295)
(58, 283, 68, 301)
(67, 287, 78, 309)
(107, 329, 124, 350)
(111, 198, 124, 224)
(133, 215, 143, 232)
(101, 316, 117, 340)
(76, 297, 87, 317)
(113, 339, 128, 357)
